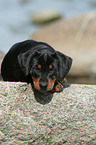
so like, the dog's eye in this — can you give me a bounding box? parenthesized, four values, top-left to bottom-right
(49, 65, 53, 70)
(37, 64, 41, 70)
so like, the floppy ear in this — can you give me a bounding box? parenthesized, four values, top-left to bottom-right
(56, 51, 72, 79)
(18, 50, 32, 76)
(18, 50, 40, 76)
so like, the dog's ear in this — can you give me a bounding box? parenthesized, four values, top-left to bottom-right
(18, 50, 40, 76)
(56, 51, 72, 79)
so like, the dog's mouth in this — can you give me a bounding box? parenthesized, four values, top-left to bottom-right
(32, 77, 56, 93)
(39, 82, 48, 92)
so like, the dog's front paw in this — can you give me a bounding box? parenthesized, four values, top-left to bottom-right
(55, 78, 67, 92)
(55, 82, 64, 92)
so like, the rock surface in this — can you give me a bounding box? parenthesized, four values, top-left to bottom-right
(30, 11, 96, 83)
(0, 82, 96, 144)
(0, 50, 5, 80)
(32, 10, 62, 24)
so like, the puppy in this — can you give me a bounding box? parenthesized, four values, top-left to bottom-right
(1, 40, 72, 92)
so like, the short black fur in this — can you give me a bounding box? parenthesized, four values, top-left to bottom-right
(1, 40, 72, 92)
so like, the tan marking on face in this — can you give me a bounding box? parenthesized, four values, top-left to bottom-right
(37, 64, 41, 69)
(49, 65, 53, 70)
(32, 77, 56, 92)
(47, 78, 56, 91)
(32, 77, 41, 91)
(30, 70, 56, 92)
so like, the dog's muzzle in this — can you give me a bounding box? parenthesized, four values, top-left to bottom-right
(39, 82, 48, 91)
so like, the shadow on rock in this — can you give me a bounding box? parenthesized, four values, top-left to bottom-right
(31, 83, 71, 105)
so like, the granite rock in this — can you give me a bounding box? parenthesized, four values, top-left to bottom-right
(0, 82, 96, 144)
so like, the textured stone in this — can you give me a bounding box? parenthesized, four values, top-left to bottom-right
(0, 82, 96, 144)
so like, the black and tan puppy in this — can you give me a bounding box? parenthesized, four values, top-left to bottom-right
(1, 40, 72, 93)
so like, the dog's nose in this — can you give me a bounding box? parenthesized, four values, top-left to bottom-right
(40, 82, 48, 90)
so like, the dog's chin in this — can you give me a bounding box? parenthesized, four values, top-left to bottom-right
(39, 90, 48, 93)
(36, 88, 53, 93)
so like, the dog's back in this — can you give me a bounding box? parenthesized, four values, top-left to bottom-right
(1, 40, 35, 81)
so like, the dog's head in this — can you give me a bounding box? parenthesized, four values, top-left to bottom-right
(18, 41, 72, 92)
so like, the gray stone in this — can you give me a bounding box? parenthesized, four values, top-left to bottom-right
(0, 82, 96, 144)
(30, 11, 96, 82)
(0, 131, 7, 142)
(32, 10, 62, 24)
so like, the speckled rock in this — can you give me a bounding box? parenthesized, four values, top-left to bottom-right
(32, 10, 62, 24)
(0, 82, 96, 144)
(30, 11, 96, 83)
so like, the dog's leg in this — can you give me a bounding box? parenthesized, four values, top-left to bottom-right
(55, 78, 67, 92)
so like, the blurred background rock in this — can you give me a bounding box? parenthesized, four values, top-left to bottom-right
(0, 0, 96, 84)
